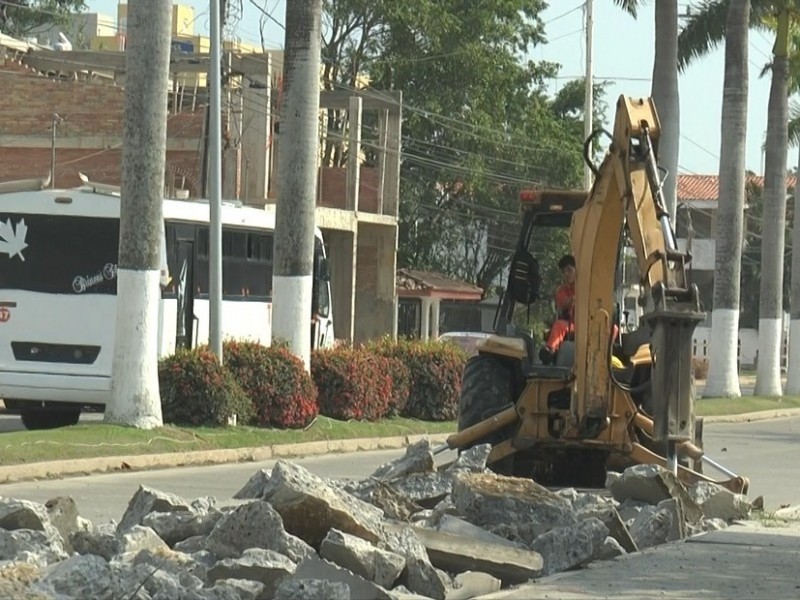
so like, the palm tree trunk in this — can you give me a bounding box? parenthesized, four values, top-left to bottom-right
(651, 0, 680, 222)
(105, 0, 172, 428)
(272, 0, 323, 370)
(787, 143, 800, 393)
(755, 12, 790, 397)
(703, 0, 750, 398)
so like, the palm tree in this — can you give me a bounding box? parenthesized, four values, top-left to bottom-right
(680, 1, 796, 397)
(678, 0, 752, 398)
(613, 0, 681, 221)
(784, 99, 800, 392)
(755, 7, 791, 396)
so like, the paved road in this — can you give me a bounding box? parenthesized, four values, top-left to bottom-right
(0, 411, 102, 433)
(0, 416, 797, 526)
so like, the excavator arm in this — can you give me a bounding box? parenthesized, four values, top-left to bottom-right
(572, 96, 705, 468)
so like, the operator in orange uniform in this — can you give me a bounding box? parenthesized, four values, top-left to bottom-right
(539, 254, 576, 365)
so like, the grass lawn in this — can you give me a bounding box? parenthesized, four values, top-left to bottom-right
(0, 416, 455, 467)
(695, 395, 800, 417)
(2, 395, 798, 468)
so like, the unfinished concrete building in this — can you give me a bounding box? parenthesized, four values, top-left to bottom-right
(0, 36, 401, 344)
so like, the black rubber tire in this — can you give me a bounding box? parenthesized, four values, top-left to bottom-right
(20, 408, 81, 430)
(457, 354, 516, 474)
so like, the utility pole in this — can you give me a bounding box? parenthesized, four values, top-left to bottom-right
(272, 0, 322, 370)
(208, 0, 224, 359)
(105, 0, 172, 429)
(583, 0, 594, 191)
(50, 113, 63, 189)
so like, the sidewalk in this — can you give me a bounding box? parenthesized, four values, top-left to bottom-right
(477, 520, 800, 599)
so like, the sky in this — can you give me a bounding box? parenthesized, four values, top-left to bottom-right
(85, 0, 787, 177)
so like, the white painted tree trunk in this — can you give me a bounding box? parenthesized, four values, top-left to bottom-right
(755, 48, 789, 397)
(786, 145, 800, 394)
(756, 318, 783, 396)
(272, 275, 313, 370)
(106, 270, 163, 427)
(272, 0, 322, 371)
(703, 0, 750, 398)
(105, 0, 172, 428)
(704, 309, 741, 397)
(786, 320, 800, 393)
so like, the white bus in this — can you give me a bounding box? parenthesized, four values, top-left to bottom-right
(0, 175, 334, 430)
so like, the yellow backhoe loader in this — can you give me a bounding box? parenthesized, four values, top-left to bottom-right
(437, 95, 748, 495)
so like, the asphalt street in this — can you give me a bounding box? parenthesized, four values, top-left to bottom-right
(0, 416, 796, 525)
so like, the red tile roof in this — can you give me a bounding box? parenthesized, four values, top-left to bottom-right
(678, 174, 797, 202)
(396, 269, 483, 300)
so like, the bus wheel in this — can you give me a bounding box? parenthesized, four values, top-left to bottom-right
(20, 407, 81, 430)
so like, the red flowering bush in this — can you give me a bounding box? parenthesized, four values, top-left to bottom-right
(158, 348, 253, 427)
(311, 347, 393, 421)
(383, 339, 468, 421)
(223, 340, 318, 429)
(364, 338, 411, 416)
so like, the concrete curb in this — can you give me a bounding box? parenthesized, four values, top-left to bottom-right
(702, 407, 800, 424)
(0, 433, 452, 485)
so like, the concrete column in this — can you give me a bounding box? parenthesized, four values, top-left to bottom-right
(222, 86, 242, 200)
(384, 97, 402, 218)
(327, 229, 356, 343)
(241, 68, 272, 204)
(346, 96, 362, 211)
(376, 108, 388, 214)
(420, 297, 432, 341)
(430, 298, 441, 339)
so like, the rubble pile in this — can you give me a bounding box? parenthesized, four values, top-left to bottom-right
(0, 441, 755, 600)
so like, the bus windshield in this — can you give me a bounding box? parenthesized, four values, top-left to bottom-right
(0, 213, 119, 295)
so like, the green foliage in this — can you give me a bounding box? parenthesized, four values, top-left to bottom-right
(739, 178, 794, 327)
(310, 347, 393, 421)
(364, 337, 413, 415)
(223, 340, 319, 429)
(378, 339, 468, 421)
(308, 0, 590, 294)
(0, 0, 86, 37)
(158, 348, 253, 428)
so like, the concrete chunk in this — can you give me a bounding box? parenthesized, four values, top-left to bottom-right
(404, 556, 452, 600)
(530, 517, 609, 576)
(446, 571, 501, 600)
(234, 469, 272, 499)
(294, 555, 390, 599)
(118, 525, 170, 557)
(431, 514, 521, 549)
(33, 554, 114, 600)
(207, 548, 296, 599)
(412, 526, 543, 585)
(371, 439, 436, 481)
(206, 501, 314, 562)
(629, 505, 674, 549)
(263, 460, 386, 547)
(274, 578, 351, 600)
(450, 472, 577, 545)
(142, 509, 222, 547)
(117, 485, 192, 533)
(609, 465, 703, 522)
(688, 481, 751, 522)
(320, 529, 405, 589)
(0, 498, 50, 532)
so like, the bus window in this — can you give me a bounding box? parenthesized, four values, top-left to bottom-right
(0, 213, 119, 295)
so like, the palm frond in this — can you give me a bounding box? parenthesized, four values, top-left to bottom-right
(612, 0, 640, 18)
(678, 0, 730, 71)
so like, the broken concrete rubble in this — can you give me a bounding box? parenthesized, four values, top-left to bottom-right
(0, 448, 746, 600)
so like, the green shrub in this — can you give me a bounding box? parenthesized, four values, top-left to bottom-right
(311, 347, 393, 421)
(158, 348, 253, 427)
(365, 338, 411, 416)
(223, 340, 318, 429)
(376, 339, 467, 421)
